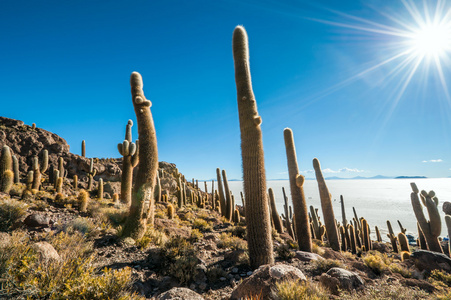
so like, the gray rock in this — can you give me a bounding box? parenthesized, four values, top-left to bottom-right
(24, 213, 50, 228)
(295, 250, 324, 262)
(32, 242, 60, 261)
(156, 287, 204, 300)
(231, 264, 306, 300)
(320, 267, 363, 295)
(411, 250, 451, 272)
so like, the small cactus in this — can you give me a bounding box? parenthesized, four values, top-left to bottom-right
(375, 226, 382, 242)
(78, 189, 89, 212)
(222, 170, 233, 221)
(0, 146, 12, 188)
(56, 177, 63, 194)
(82, 140, 86, 157)
(398, 232, 410, 253)
(87, 158, 97, 191)
(268, 188, 283, 234)
(362, 218, 371, 251)
(167, 203, 174, 219)
(26, 171, 33, 191)
(387, 220, 399, 253)
(31, 156, 41, 190)
(113, 193, 119, 203)
(73, 175, 78, 190)
(348, 224, 357, 254)
(98, 178, 104, 200)
(1, 170, 13, 194)
(12, 155, 19, 184)
(216, 168, 226, 217)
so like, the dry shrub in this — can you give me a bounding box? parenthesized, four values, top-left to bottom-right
(217, 232, 247, 251)
(0, 199, 28, 232)
(0, 231, 142, 299)
(276, 280, 329, 300)
(161, 236, 198, 285)
(192, 218, 213, 232)
(311, 259, 344, 275)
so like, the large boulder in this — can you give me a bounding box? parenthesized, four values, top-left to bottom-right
(24, 213, 50, 228)
(295, 251, 324, 262)
(156, 287, 204, 300)
(231, 264, 306, 300)
(320, 267, 364, 295)
(411, 250, 451, 272)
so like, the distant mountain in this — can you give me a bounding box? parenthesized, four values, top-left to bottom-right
(395, 176, 427, 179)
(324, 175, 394, 180)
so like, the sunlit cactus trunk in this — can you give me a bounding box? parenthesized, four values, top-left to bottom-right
(233, 25, 273, 268)
(313, 158, 340, 251)
(122, 72, 158, 240)
(283, 128, 312, 252)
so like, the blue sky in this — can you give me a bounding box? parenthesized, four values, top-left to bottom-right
(1, 0, 451, 180)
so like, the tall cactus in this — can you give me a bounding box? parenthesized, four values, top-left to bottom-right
(0, 146, 12, 186)
(283, 128, 312, 252)
(87, 158, 96, 191)
(340, 195, 347, 227)
(122, 72, 158, 239)
(118, 119, 139, 205)
(410, 182, 442, 253)
(233, 25, 273, 268)
(31, 156, 41, 190)
(445, 215, 451, 256)
(313, 158, 340, 251)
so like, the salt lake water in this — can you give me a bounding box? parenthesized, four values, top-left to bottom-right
(200, 178, 451, 242)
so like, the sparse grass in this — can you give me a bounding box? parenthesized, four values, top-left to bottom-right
(135, 227, 168, 249)
(311, 259, 344, 275)
(192, 218, 213, 232)
(276, 280, 329, 300)
(276, 240, 298, 260)
(217, 232, 247, 251)
(337, 279, 430, 300)
(0, 198, 28, 232)
(228, 225, 246, 239)
(206, 266, 228, 283)
(189, 228, 203, 243)
(63, 217, 98, 237)
(312, 243, 325, 256)
(389, 263, 412, 278)
(363, 251, 393, 275)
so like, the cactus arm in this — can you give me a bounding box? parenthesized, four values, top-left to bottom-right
(411, 192, 429, 232)
(425, 192, 441, 238)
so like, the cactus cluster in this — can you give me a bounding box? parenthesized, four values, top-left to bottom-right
(117, 119, 139, 205)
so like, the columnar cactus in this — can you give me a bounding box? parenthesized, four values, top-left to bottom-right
(211, 180, 215, 210)
(398, 233, 410, 253)
(445, 215, 451, 256)
(216, 168, 226, 217)
(26, 171, 33, 191)
(1, 170, 13, 194)
(98, 178, 104, 200)
(282, 187, 295, 239)
(348, 224, 357, 254)
(78, 189, 89, 212)
(87, 158, 96, 191)
(0, 146, 12, 188)
(118, 120, 139, 205)
(58, 157, 65, 178)
(56, 177, 63, 194)
(268, 188, 283, 234)
(340, 195, 347, 227)
(313, 158, 340, 251)
(222, 169, 233, 221)
(387, 220, 399, 253)
(154, 174, 161, 203)
(73, 175, 78, 190)
(417, 222, 427, 250)
(310, 205, 322, 241)
(122, 72, 158, 240)
(82, 140, 86, 157)
(362, 218, 371, 251)
(31, 156, 41, 190)
(340, 226, 347, 251)
(283, 128, 312, 252)
(410, 183, 442, 253)
(12, 155, 19, 184)
(375, 226, 382, 242)
(167, 204, 174, 219)
(233, 25, 273, 268)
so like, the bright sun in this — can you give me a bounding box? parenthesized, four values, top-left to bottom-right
(410, 23, 451, 58)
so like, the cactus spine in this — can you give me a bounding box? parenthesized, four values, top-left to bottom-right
(410, 183, 442, 253)
(313, 158, 340, 251)
(122, 72, 158, 240)
(118, 120, 139, 205)
(233, 25, 273, 268)
(283, 128, 312, 252)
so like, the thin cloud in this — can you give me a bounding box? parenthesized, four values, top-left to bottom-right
(422, 159, 443, 163)
(322, 168, 364, 174)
